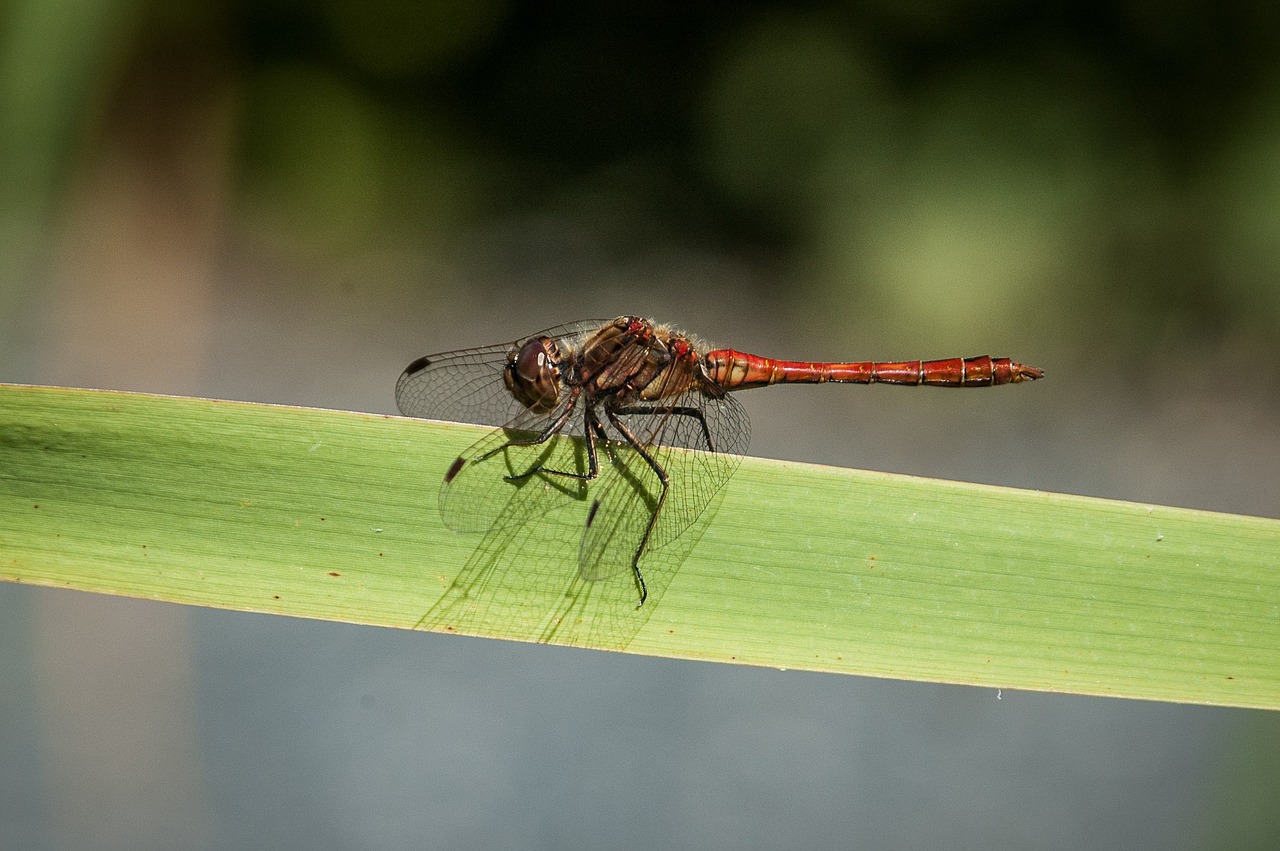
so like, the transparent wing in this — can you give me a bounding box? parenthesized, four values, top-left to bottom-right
(412, 405, 690, 650)
(437, 405, 589, 534)
(395, 319, 607, 534)
(412, 472, 727, 650)
(394, 319, 606, 426)
(400, 319, 750, 643)
(410, 385, 748, 643)
(577, 385, 750, 582)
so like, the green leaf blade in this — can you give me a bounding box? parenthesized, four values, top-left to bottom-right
(2, 384, 1277, 708)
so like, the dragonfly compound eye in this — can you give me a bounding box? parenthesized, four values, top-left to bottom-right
(504, 336, 562, 413)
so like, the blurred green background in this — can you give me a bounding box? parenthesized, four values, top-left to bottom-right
(3, 1, 1279, 849)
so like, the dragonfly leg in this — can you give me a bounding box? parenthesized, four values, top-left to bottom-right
(612, 404, 717, 452)
(502, 403, 601, 484)
(601, 407, 672, 607)
(475, 392, 578, 463)
(469, 389, 597, 482)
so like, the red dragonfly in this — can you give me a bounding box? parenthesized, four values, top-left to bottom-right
(396, 315, 1042, 617)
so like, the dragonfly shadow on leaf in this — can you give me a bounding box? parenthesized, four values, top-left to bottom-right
(414, 432, 726, 650)
(438, 427, 591, 533)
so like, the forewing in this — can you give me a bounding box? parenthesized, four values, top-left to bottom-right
(394, 320, 605, 426)
(396, 320, 608, 533)
(399, 319, 744, 642)
(437, 403, 590, 534)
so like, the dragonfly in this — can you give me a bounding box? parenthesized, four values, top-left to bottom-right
(395, 315, 1043, 622)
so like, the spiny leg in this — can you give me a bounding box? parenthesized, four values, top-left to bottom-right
(601, 406, 672, 606)
(612, 404, 717, 452)
(503, 403, 601, 484)
(475, 390, 579, 465)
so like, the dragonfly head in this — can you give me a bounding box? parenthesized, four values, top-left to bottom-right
(504, 335, 563, 413)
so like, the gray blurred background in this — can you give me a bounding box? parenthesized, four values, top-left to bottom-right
(2, 2, 1279, 848)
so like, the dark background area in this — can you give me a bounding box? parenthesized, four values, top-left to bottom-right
(2, 2, 1279, 848)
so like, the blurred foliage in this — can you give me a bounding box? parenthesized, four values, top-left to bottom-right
(3, 0, 1280, 357)
(0, 0, 135, 342)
